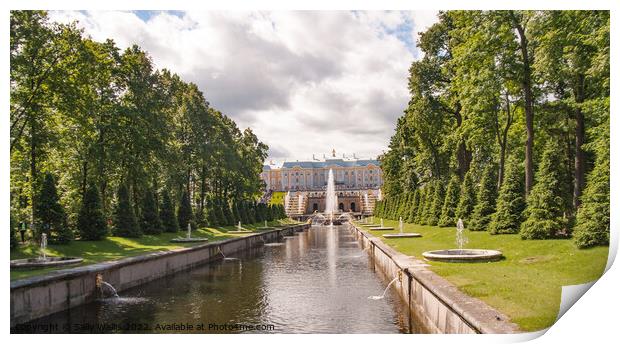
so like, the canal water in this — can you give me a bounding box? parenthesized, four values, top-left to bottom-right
(14, 225, 420, 333)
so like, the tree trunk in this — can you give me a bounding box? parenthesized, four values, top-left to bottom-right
(573, 74, 586, 209)
(512, 14, 535, 196)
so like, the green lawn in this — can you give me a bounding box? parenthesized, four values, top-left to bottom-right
(361, 219, 608, 332)
(10, 219, 299, 281)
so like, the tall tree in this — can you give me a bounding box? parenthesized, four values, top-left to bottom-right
(78, 183, 108, 240)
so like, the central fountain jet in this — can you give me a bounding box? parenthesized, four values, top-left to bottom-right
(324, 168, 338, 225)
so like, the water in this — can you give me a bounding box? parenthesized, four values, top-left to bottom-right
(187, 223, 192, 239)
(284, 191, 291, 211)
(399, 217, 403, 234)
(368, 277, 399, 300)
(325, 169, 337, 223)
(17, 225, 420, 333)
(456, 218, 468, 250)
(40, 233, 47, 261)
(364, 193, 369, 212)
(297, 194, 304, 214)
(100, 281, 119, 298)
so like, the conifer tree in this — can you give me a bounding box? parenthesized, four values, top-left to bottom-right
(35, 172, 73, 243)
(414, 187, 426, 224)
(489, 157, 525, 234)
(406, 189, 419, 223)
(113, 183, 141, 237)
(420, 183, 435, 225)
(240, 201, 250, 224)
(160, 190, 179, 232)
(140, 189, 163, 234)
(428, 181, 444, 226)
(456, 170, 476, 224)
(78, 183, 108, 240)
(232, 201, 241, 224)
(177, 189, 193, 231)
(573, 125, 609, 248)
(214, 200, 226, 226)
(468, 165, 497, 231)
(439, 176, 460, 227)
(222, 201, 234, 225)
(521, 140, 569, 239)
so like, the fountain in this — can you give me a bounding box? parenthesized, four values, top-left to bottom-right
(368, 218, 393, 231)
(298, 193, 304, 214)
(364, 193, 370, 213)
(383, 217, 422, 238)
(96, 274, 119, 298)
(368, 276, 399, 300)
(228, 221, 252, 234)
(170, 223, 209, 243)
(284, 191, 291, 214)
(377, 189, 383, 201)
(257, 220, 275, 231)
(422, 219, 503, 262)
(10, 233, 84, 269)
(324, 169, 338, 225)
(218, 247, 239, 261)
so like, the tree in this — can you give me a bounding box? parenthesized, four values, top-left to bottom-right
(177, 190, 193, 231)
(468, 165, 497, 231)
(455, 170, 476, 223)
(113, 183, 141, 237)
(140, 188, 163, 234)
(10, 214, 18, 249)
(77, 182, 108, 240)
(428, 181, 445, 226)
(520, 140, 569, 239)
(419, 183, 434, 225)
(160, 190, 179, 233)
(439, 176, 460, 227)
(489, 157, 525, 234)
(406, 189, 420, 223)
(34, 172, 73, 243)
(573, 114, 609, 248)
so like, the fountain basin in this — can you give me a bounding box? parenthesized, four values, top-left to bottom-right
(170, 237, 209, 243)
(10, 257, 83, 269)
(368, 226, 394, 231)
(256, 227, 275, 231)
(422, 249, 503, 263)
(382, 233, 422, 238)
(227, 230, 252, 234)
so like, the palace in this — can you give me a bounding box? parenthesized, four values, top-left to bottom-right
(261, 150, 383, 215)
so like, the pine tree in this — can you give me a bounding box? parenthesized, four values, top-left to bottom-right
(428, 181, 444, 226)
(468, 165, 497, 231)
(34, 172, 73, 243)
(222, 201, 234, 225)
(438, 176, 460, 227)
(214, 200, 226, 226)
(177, 190, 193, 231)
(77, 183, 108, 240)
(489, 157, 525, 234)
(573, 138, 609, 247)
(521, 140, 569, 239)
(232, 201, 241, 224)
(413, 188, 426, 224)
(406, 189, 420, 223)
(456, 170, 476, 224)
(113, 183, 141, 237)
(140, 188, 163, 234)
(419, 184, 434, 225)
(160, 190, 179, 232)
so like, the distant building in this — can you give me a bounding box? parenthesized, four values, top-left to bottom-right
(261, 149, 383, 192)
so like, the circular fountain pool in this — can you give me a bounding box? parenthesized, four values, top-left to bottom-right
(422, 249, 503, 263)
(10, 257, 83, 269)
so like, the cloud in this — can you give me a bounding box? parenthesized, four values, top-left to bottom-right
(49, 10, 438, 162)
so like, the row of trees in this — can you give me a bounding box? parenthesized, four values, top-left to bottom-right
(378, 10, 609, 248)
(10, 11, 276, 243)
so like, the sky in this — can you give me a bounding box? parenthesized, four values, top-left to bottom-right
(49, 10, 438, 163)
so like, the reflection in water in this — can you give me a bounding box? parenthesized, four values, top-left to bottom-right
(14, 225, 421, 334)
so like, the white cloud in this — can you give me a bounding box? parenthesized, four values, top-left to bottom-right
(49, 10, 438, 162)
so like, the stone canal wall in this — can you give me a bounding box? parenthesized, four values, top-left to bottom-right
(350, 223, 520, 334)
(10, 224, 310, 327)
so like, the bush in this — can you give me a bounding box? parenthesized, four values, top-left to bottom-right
(160, 190, 179, 232)
(34, 172, 73, 243)
(78, 183, 108, 240)
(177, 189, 193, 231)
(468, 165, 497, 231)
(438, 176, 460, 227)
(113, 183, 141, 237)
(455, 170, 476, 224)
(140, 188, 163, 234)
(521, 140, 568, 239)
(489, 157, 525, 234)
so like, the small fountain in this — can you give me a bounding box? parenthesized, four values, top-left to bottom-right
(368, 218, 393, 231)
(324, 169, 338, 225)
(383, 217, 422, 239)
(422, 219, 503, 262)
(10, 233, 84, 269)
(96, 274, 119, 298)
(377, 189, 383, 201)
(228, 221, 251, 234)
(218, 247, 239, 261)
(364, 193, 370, 214)
(368, 276, 399, 300)
(170, 223, 209, 243)
(257, 220, 275, 231)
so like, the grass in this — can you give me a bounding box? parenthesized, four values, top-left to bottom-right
(10, 219, 300, 281)
(361, 219, 608, 332)
(269, 191, 286, 205)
